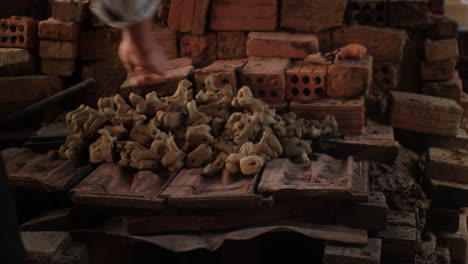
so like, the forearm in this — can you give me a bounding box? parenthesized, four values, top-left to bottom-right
(121, 18, 154, 54)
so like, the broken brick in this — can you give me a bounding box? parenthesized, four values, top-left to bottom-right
(345, 0, 388, 27)
(0, 16, 38, 49)
(247, 32, 319, 59)
(180, 33, 217, 68)
(285, 62, 327, 101)
(336, 192, 388, 231)
(333, 25, 408, 64)
(425, 147, 468, 184)
(326, 55, 373, 99)
(38, 18, 80, 41)
(194, 59, 247, 93)
(41, 59, 76, 77)
(390, 91, 463, 137)
(0, 75, 62, 103)
(323, 239, 382, 264)
(317, 122, 399, 163)
(217, 31, 247, 60)
(52, 0, 89, 22)
(153, 26, 177, 59)
(210, 0, 278, 31)
(168, 0, 210, 35)
(422, 71, 463, 101)
(425, 38, 459, 62)
(39, 40, 78, 60)
(79, 27, 120, 61)
(421, 59, 456, 81)
(290, 97, 365, 134)
(388, 0, 430, 28)
(281, 0, 346, 32)
(427, 15, 458, 40)
(240, 57, 290, 103)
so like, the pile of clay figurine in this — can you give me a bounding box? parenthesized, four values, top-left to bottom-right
(59, 75, 338, 176)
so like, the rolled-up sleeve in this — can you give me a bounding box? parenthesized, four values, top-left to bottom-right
(90, 0, 162, 28)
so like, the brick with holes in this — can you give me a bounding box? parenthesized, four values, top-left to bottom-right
(0, 17, 38, 49)
(240, 57, 290, 103)
(285, 62, 327, 101)
(53, 0, 89, 22)
(217, 31, 247, 60)
(373, 62, 399, 93)
(39, 40, 78, 60)
(327, 55, 373, 99)
(389, 0, 430, 28)
(425, 38, 459, 62)
(180, 33, 217, 68)
(333, 25, 408, 64)
(281, 0, 347, 32)
(246, 32, 319, 59)
(210, 0, 278, 31)
(346, 0, 388, 27)
(422, 71, 463, 101)
(41, 59, 76, 77)
(421, 59, 456, 81)
(153, 26, 177, 59)
(389, 91, 463, 136)
(38, 18, 80, 41)
(290, 97, 365, 134)
(194, 59, 247, 93)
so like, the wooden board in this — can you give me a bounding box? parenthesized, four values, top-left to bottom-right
(3, 148, 94, 192)
(160, 168, 263, 210)
(71, 163, 175, 212)
(258, 155, 368, 201)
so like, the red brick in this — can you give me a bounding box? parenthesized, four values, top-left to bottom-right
(327, 55, 373, 99)
(333, 25, 408, 64)
(421, 59, 456, 81)
(52, 0, 89, 22)
(425, 38, 459, 62)
(390, 91, 463, 136)
(153, 26, 177, 59)
(373, 62, 399, 92)
(240, 57, 290, 103)
(425, 147, 468, 184)
(180, 33, 217, 68)
(0, 16, 38, 49)
(41, 59, 76, 77)
(281, 0, 346, 32)
(389, 0, 430, 28)
(422, 71, 463, 101)
(38, 18, 80, 41)
(194, 59, 247, 93)
(79, 28, 120, 61)
(120, 58, 194, 97)
(290, 97, 365, 134)
(39, 40, 78, 60)
(346, 0, 388, 27)
(217, 31, 247, 59)
(427, 15, 458, 40)
(0, 75, 62, 103)
(168, 0, 210, 35)
(210, 0, 277, 31)
(285, 62, 327, 101)
(246, 32, 319, 59)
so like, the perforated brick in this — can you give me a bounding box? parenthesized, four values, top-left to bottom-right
(372, 62, 399, 93)
(0, 16, 38, 49)
(285, 62, 327, 101)
(240, 57, 290, 103)
(346, 0, 388, 27)
(217, 31, 247, 60)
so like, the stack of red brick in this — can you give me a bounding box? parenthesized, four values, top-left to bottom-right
(0, 16, 63, 116)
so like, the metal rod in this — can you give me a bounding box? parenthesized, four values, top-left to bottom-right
(0, 78, 96, 126)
